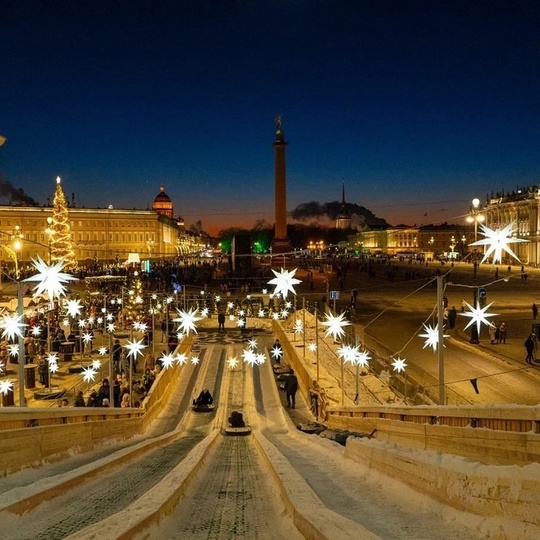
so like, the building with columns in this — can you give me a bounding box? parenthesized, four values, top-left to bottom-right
(0, 185, 204, 267)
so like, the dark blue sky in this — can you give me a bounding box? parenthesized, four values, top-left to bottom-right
(1, 0, 539, 234)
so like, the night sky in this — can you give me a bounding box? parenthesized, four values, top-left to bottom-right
(1, 1, 539, 235)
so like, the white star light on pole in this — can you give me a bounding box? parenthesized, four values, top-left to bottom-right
(236, 318, 245, 328)
(460, 301, 498, 336)
(392, 356, 408, 373)
(322, 312, 351, 341)
(419, 323, 449, 352)
(308, 342, 317, 352)
(31, 326, 42, 337)
(257, 353, 266, 365)
(161, 353, 175, 370)
(24, 256, 77, 300)
(267, 267, 301, 299)
(191, 356, 200, 365)
(8, 344, 19, 357)
(175, 353, 188, 365)
(271, 346, 283, 360)
(173, 307, 202, 335)
(106, 323, 116, 333)
(258, 309, 265, 318)
(0, 313, 27, 341)
(65, 298, 83, 318)
(81, 366, 97, 382)
(0, 379, 14, 395)
(78, 319, 87, 329)
(82, 332, 94, 344)
(247, 338, 258, 350)
(98, 347, 108, 356)
(227, 356, 238, 369)
(469, 223, 528, 264)
(294, 319, 303, 334)
(125, 339, 147, 359)
(92, 359, 102, 369)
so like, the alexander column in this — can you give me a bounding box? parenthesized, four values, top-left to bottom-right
(271, 115, 291, 255)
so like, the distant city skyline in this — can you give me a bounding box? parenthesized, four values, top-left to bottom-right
(1, 1, 539, 235)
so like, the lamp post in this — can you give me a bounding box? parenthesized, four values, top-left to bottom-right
(466, 198, 485, 243)
(45, 217, 54, 264)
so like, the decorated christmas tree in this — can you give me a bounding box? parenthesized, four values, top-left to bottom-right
(50, 177, 77, 269)
(124, 277, 145, 322)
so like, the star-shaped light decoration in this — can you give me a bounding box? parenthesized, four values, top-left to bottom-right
(82, 332, 94, 344)
(8, 344, 19, 357)
(237, 318, 246, 328)
(294, 319, 303, 334)
(0, 360, 4, 374)
(81, 366, 97, 383)
(78, 319, 87, 329)
(285, 301, 292, 309)
(272, 312, 280, 320)
(47, 354, 59, 373)
(262, 288, 268, 294)
(0, 313, 27, 341)
(175, 353, 188, 365)
(201, 307, 209, 318)
(469, 222, 528, 264)
(227, 356, 238, 369)
(267, 268, 301, 299)
(91, 359, 102, 369)
(308, 342, 317, 352)
(419, 323, 449, 352)
(0, 379, 14, 395)
(280, 309, 289, 318)
(160, 353, 175, 370)
(106, 313, 114, 322)
(62, 318, 70, 327)
(215, 295, 221, 303)
(87, 316, 95, 325)
(238, 309, 245, 317)
(23, 257, 77, 301)
(229, 314, 235, 321)
(256, 353, 266, 365)
(106, 323, 116, 333)
(31, 326, 42, 337)
(65, 298, 83, 318)
(227, 301, 234, 310)
(460, 301, 498, 336)
(247, 338, 258, 350)
(96, 317, 103, 325)
(191, 356, 200, 365)
(356, 350, 371, 367)
(258, 309, 265, 318)
(391, 356, 408, 373)
(322, 312, 350, 341)
(271, 345, 283, 360)
(242, 348, 258, 367)
(125, 339, 147, 359)
(98, 347, 108, 356)
(173, 307, 202, 336)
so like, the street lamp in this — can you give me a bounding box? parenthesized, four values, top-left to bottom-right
(466, 198, 485, 242)
(45, 217, 54, 264)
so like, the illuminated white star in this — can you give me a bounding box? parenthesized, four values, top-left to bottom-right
(87, 316, 95, 325)
(8, 344, 19, 357)
(392, 356, 408, 373)
(247, 338, 258, 350)
(470, 222, 528, 264)
(0, 379, 14, 395)
(272, 312, 280, 320)
(460, 301, 498, 336)
(106, 323, 116, 333)
(161, 353, 175, 370)
(271, 346, 283, 360)
(91, 359, 102, 369)
(308, 342, 317, 352)
(267, 267, 301, 299)
(98, 347, 108, 356)
(81, 366, 97, 382)
(0, 313, 27, 341)
(256, 353, 266, 365)
(46, 352, 59, 364)
(227, 356, 238, 369)
(82, 332, 94, 344)
(0, 360, 4, 374)
(215, 295, 221, 302)
(237, 318, 246, 328)
(78, 319, 87, 329)
(280, 309, 289, 318)
(173, 307, 202, 335)
(419, 323, 449, 352)
(31, 326, 42, 337)
(294, 319, 303, 334)
(65, 298, 83, 318)
(62, 318, 70, 327)
(229, 314, 235, 321)
(322, 312, 350, 341)
(239, 309, 245, 316)
(97, 317, 103, 325)
(48, 360, 59, 374)
(125, 339, 146, 358)
(24, 257, 77, 300)
(191, 356, 200, 365)
(356, 350, 371, 367)
(175, 353, 188, 365)
(242, 348, 258, 367)
(106, 313, 114, 322)
(227, 302, 234, 310)
(201, 307, 209, 317)
(258, 309, 265, 318)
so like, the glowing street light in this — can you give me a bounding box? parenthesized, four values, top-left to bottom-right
(466, 198, 485, 243)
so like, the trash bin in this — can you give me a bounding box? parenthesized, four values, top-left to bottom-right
(532, 324, 540, 340)
(60, 342, 74, 362)
(24, 364, 37, 389)
(2, 390, 14, 407)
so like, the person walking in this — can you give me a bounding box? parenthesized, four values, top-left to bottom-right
(488, 323, 497, 345)
(499, 322, 507, 344)
(218, 310, 225, 331)
(284, 369, 299, 409)
(525, 335, 535, 365)
(533, 303, 538, 320)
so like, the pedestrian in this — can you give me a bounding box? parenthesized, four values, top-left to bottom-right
(218, 310, 225, 331)
(461, 299, 466, 313)
(284, 369, 299, 409)
(499, 322, 507, 344)
(86, 390, 100, 407)
(448, 306, 457, 329)
(533, 303, 538, 320)
(494, 323, 501, 344)
(97, 378, 110, 405)
(488, 323, 497, 345)
(112, 339, 122, 373)
(74, 391, 86, 407)
(525, 335, 535, 365)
